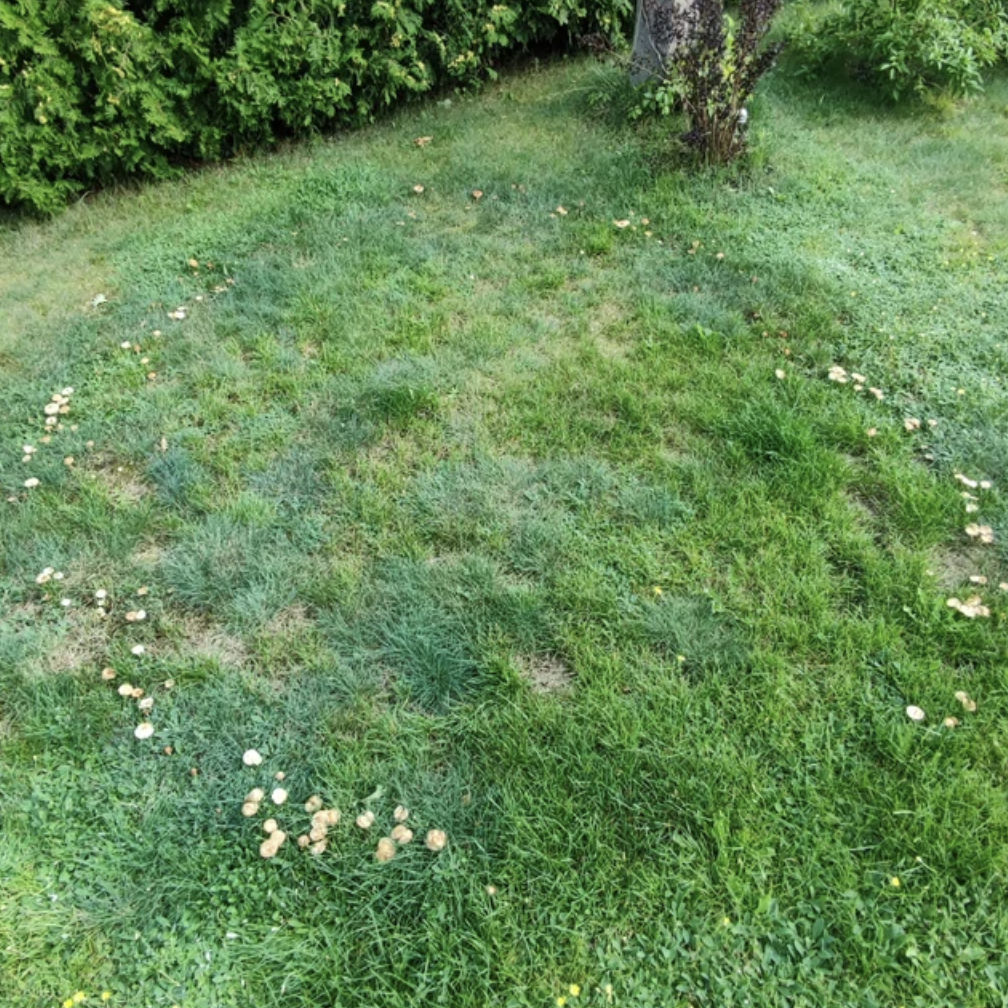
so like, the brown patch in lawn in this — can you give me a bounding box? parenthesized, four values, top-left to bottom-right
(517, 653, 573, 694)
(175, 615, 248, 669)
(45, 618, 108, 675)
(932, 546, 988, 590)
(85, 455, 150, 504)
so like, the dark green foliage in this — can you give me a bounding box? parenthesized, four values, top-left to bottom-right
(0, 0, 631, 213)
(792, 0, 1008, 98)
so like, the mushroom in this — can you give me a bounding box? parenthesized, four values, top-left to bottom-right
(242, 749, 263, 767)
(242, 802, 260, 818)
(393, 805, 409, 823)
(245, 788, 265, 804)
(117, 683, 134, 697)
(375, 838, 396, 863)
(271, 787, 288, 806)
(355, 811, 375, 830)
(297, 834, 310, 849)
(134, 723, 155, 740)
(424, 829, 448, 852)
(101, 667, 117, 681)
(304, 795, 323, 814)
(390, 825, 413, 844)
(263, 819, 278, 834)
(905, 705, 926, 723)
(310, 839, 328, 855)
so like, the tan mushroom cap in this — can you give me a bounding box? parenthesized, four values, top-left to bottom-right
(424, 829, 448, 852)
(241, 802, 260, 818)
(393, 805, 409, 823)
(309, 839, 328, 856)
(297, 834, 310, 849)
(390, 825, 413, 844)
(304, 795, 323, 814)
(355, 810, 375, 830)
(245, 788, 265, 804)
(375, 837, 396, 863)
(263, 819, 278, 834)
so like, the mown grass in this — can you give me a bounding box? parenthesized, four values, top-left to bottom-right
(1, 57, 1007, 1008)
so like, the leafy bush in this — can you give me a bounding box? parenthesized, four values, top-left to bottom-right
(793, 0, 1008, 98)
(634, 0, 784, 162)
(0, 0, 630, 214)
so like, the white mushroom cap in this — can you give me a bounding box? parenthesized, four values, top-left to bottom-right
(245, 788, 265, 803)
(271, 787, 288, 806)
(134, 722, 155, 740)
(242, 749, 263, 767)
(905, 705, 926, 723)
(393, 805, 409, 823)
(355, 811, 375, 830)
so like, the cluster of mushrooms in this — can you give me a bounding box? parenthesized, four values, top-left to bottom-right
(241, 749, 447, 862)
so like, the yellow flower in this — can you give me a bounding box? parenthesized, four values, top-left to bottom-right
(557, 999, 567, 1007)
(64, 1000, 74, 1008)
(73, 995, 87, 1005)
(652, 586, 662, 595)
(101, 995, 112, 1003)
(890, 876, 901, 887)
(569, 984, 581, 997)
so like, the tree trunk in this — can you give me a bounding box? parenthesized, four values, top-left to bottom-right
(630, 0, 696, 84)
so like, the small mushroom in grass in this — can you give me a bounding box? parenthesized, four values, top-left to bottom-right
(310, 839, 328, 855)
(245, 788, 265, 804)
(131, 687, 144, 699)
(134, 722, 155, 740)
(242, 749, 263, 767)
(297, 834, 311, 849)
(390, 825, 413, 844)
(118, 683, 133, 697)
(304, 795, 323, 814)
(393, 805, 409, 823)
(955, 691, 977, 712)
(101, 667, 117, 681)
(274, 771, 285, 781)
(271, 787, 289, 806)
(943, 717, 960, 729)
(424, 829, 447, 852)
(325, 808, 341, 827)
(138, 697, 154, 712)
(263, 819, 279, 835)
(375, 838, 396, 863)
(309, 826, 328, 843)
(260, 835, 283, 859)
(131, 644, 145, 656)
(241, 802, 260, 818)
(905, 705, 926, 723)
(356, 810, 375, 830)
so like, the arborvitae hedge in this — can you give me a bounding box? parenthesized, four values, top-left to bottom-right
(0, 0, 629, 213)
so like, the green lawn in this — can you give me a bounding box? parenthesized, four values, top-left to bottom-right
(1, 58, 1007, 1008)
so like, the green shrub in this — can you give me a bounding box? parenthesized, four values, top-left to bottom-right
(0, 0, 630, 214)
(794, 0, 1008, 99)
